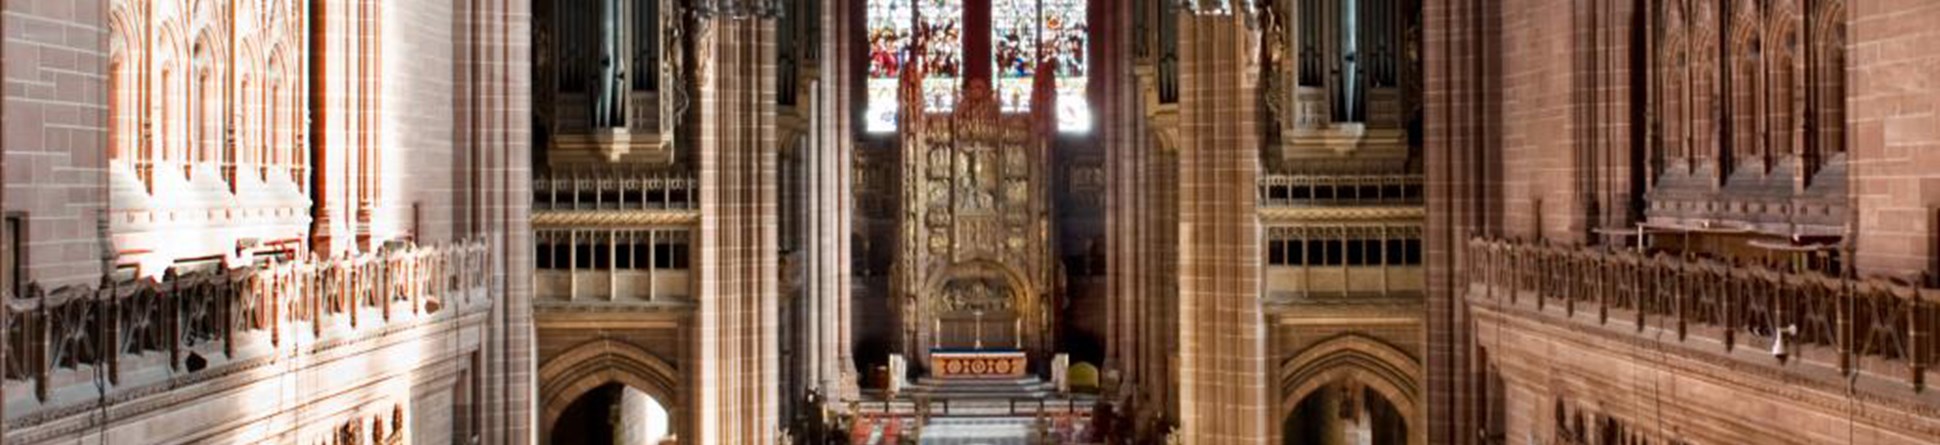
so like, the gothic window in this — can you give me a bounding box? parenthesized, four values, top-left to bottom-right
(993, 0, 1089, 132)
(993, 0, 1035, 112)
(865, 0, 916, 133)
(866, 0, 1087, 133)
(919, 0, 964, 112)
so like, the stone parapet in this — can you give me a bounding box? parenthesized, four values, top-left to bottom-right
(3, 239, 492, 435)
(1465, 237, 1940, 394)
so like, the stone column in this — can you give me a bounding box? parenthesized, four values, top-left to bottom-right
(695, 4, 782, 443)
(815, 0, 861, 401)
(1176, 8, 1268, 445)
(1106, 0, 1136, 385)
(309, 0, 345, 255)
(1424, 1, 1492, 443)
(454, 0, 537, 442)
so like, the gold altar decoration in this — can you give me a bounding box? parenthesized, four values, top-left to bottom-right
(892, 51, 1062, 373)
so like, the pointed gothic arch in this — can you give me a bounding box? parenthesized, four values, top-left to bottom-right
(1277, 333, 1425, 445)
(537, 338, 684, 438)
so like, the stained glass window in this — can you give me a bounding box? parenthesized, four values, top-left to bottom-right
(866, 0, 963, 133)
(865, 0, 916, 133)
(919, 0, 963, 112)
(993, 0, 1089, 132)
(992, 0, 1038, 114)
(1043, 0, 1089, 132)
(869, 0, 1083, 133)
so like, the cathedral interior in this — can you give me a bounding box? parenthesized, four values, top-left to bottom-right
(1, 0, 1938, 444)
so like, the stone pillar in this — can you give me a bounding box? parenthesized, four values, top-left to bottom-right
(1424, 1, 1492, 443)
(1175, 9, 1268, 445)
(453, 0, 537, 442)
(309, 0, 345, 255)
(814, 0, 861, 401)
(1105, 0, 1138, 389)
(695, 4, 782, 443)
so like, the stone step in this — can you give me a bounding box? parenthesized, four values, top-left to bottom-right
(851, 398, 1097, 418)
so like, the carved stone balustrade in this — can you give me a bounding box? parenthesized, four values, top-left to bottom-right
(2, 240, 490, 413)
(532, 169, 699, 212)
(1464, 237, 1940, 392)
(1258, 173, 1424, 207)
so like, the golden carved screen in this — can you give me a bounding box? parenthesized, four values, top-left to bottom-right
(893, 68, 1060, 367)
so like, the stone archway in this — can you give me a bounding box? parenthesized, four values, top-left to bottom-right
(539, 339, 682, 442)
(1276, 334, 1425, 445)
(909, 259, 1049, 368)
(550, 382, 674, 445)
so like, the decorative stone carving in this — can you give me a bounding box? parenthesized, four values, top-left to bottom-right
(2, 241, 490, 402)
(1464, 237, 1939, 391)
(894, 66, 1059, 369)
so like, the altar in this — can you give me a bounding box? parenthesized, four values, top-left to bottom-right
(888, 65, 1061, 379)
(930, 349, 1029, 378)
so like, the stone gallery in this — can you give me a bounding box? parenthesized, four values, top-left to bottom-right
(0, 0, 1935, 444)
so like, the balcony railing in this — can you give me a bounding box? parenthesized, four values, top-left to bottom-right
(1465, 238, 1940, 391)
(1259, 174, 1424, 207)
(3, 240, 490, 403)
(533, 169, 699, 211)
